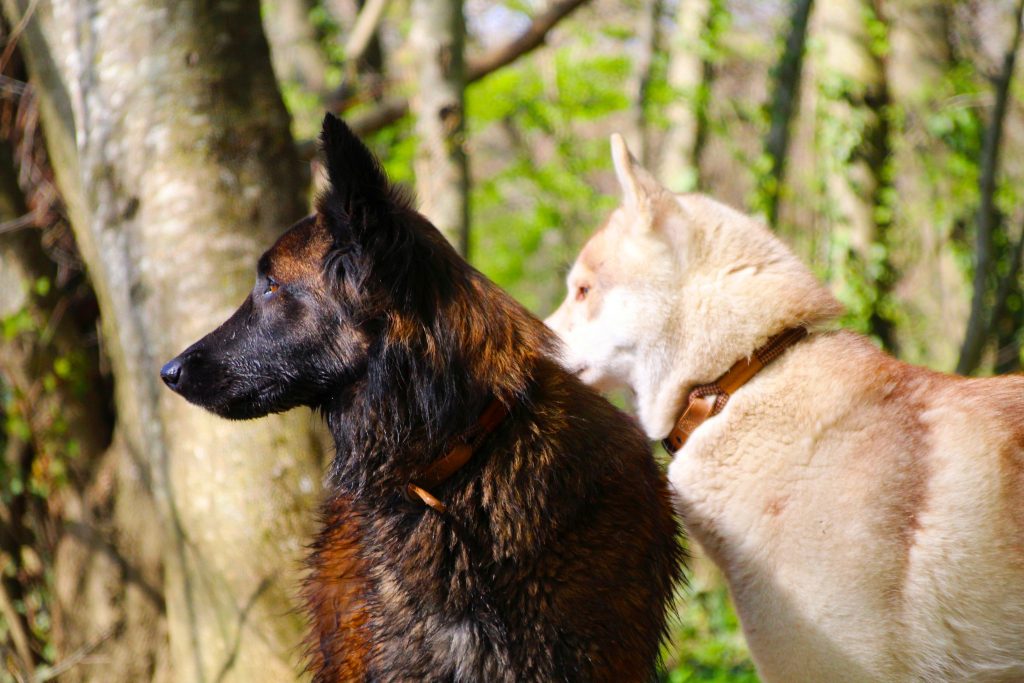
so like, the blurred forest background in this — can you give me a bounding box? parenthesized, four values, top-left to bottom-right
(0, 0, 1023, 680)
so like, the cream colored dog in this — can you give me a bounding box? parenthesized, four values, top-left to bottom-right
(546, 135, 1024, 682)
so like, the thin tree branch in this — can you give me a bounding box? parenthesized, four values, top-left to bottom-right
(32, 624, 118, 682)
(0, 211, 36, 233)
(0, 567, 33, 671)
(957, 0, 1024, 375)
(350, 95, 409, 136)
(345, 0, 591, 138)
(0, 0, 37, 72)
(465, 0, 589, 82)
(345, 0, 390, 65)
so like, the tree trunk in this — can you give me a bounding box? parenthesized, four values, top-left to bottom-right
(886, 0, 951, 98)
(812, 0, 897, 350)
(409, 0, 468, 255)
(263, 0, 329, 93)
(627, 0, 662, 166)
(658, 0, 713, 192)
(760, 0, 813, 226)
(957, 0, 1024, 375)
(4, 1, 325, 680)
(885, 0, 963, 369)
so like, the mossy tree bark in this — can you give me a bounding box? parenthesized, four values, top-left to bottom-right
(760, 0, 813, 226)
(264, 0, 331, 94)
(812, 0, 897, 351)
(885, 0, 964, 369)
(3, 1, 325, 680)
(627, 0, 662, 167)
(957, 0, 1024, 375)
(658, 0, 713, 192)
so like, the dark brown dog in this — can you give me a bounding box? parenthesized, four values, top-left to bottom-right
(161, 114, 683, 682)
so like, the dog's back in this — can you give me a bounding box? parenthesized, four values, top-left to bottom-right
(345, 357, 681, 682)
(302, 358, 681, 683)
(671, 330, 1024, 681)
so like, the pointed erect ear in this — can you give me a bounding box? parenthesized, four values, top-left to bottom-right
(610, 133, 666, 228)
(317, 113, 394, 244)
(320, 113, 390, 202)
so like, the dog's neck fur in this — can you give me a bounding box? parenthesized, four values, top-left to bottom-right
(323, 383, 497, 502)
(321, 264, 551, 508)
(627, 195, 843, 440)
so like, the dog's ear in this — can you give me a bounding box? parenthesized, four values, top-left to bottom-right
(610, 133, 666, 230)
(317, 113, 394, 246)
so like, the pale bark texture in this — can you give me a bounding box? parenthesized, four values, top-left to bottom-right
(627, 0, 662, 166)
(812, 0, 888, 252)
(410, 0, 469, 254)
(658, 0, 712, 192)
(3, 1, 325, 681)
(761, 0, 813, 226)
(345, 0, 389, 66)
(811, 0, 896, 350)
(264, 0, 329, 93)
(887, 0, 951, 98)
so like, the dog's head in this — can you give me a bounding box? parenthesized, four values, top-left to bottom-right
(546, 134, 842, 400)
(545, 134, 685, 392)
(163, 114, 547, 424)
(160, 116, 463, 420)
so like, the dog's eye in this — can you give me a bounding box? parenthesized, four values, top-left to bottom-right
(263, 277, 280, 299)
(575, 285, 590, 302)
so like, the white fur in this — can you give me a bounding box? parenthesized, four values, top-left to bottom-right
(546, 136, 1024, 682)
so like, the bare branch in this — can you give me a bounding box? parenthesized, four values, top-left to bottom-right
(0, 0, 38, 72)
(344, 0, 591, 139)
(345, 0, 390, 65)
(350, 95, 409, 136)
(0, 567, 34, 673)
(33, 625, 118, 682)
(465, 0, 589, 82)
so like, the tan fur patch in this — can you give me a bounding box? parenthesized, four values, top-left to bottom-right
(265, 216, 333, 284)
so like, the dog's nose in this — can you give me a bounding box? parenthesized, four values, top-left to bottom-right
(160, 358, 183, 389)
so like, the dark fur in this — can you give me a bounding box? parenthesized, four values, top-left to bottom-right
(163, 114, 683, 682)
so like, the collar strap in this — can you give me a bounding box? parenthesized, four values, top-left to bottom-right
(662, 327, 808, 453)
(405, 399, 508, 514)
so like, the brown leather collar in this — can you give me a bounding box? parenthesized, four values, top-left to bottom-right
(404, 399, 508, 514)
(662, 327, 808, 453)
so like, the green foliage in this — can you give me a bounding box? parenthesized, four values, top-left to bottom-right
(662, 582, 759, 682)
(368, 119, 418, 188)
(466, 46, 626, 311)
(0, 276, 94, 671)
